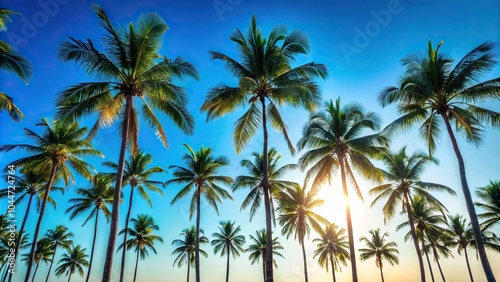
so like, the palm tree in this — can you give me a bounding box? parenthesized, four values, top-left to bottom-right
(379, 41, 500, 281)
(43, 226, 73, 282)
(103, 151, 165, 282)
(55, 245, 89, 282)
(359, 229, 399, 282)
(313, 222, 350, 282)
(21, 238, 53, 282)
(443, 214, 475, 282)
(369, 147, 455, 282)
(201, 16, 327, 282)
(277, 185, 327, 282)
(172, 226, 209, 282)
(167, 145, 233, 282)
(65, 173, 114, 282)
(0, 118, 102, 282)
(246, 229, 284, 281)
(117, 214, 163, 282)
(211, 220, 246, 282)
(423, 229, 454, 282)
(0, 232, 29, 281)
(55, 5, 198, 281)
(0, 8, 33, 121)
(475, 181, 500, 230)
(298, 98, 387, 282)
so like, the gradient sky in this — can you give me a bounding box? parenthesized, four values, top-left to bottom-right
(1, 0, 500, 281)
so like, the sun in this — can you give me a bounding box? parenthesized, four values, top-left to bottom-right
(313, 184, 365, 228)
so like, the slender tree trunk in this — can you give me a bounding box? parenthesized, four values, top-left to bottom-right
(440, 114, 495, 282)
(262, 250, 267, 282)
(187, 259, 190, 282)
(24, 162, 58, 282)
(330, 254, 336, 282)
(300, 238, 309, 282)
(8, 193, 34, 282)
(404, 193, 426, 282)
(225, 251, 230, 282)
(422, 239, 435, 282)
(119, 185, 135, 282)
(86, 209, 100, 282)
(45, 243, 58, 282)
(68, 272, 72, 282)
(435, 255, 446, 282)
(195, 183, 201, 282)
(133, 249, 139, 282)
(102, 95, 133, 282)
(31, 263, 39, 282)
(464, 248, 475, 282)
(338, 154, 358, 282)
(379, 265, 385, 282)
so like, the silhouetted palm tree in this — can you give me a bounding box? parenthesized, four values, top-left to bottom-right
(359, 229, 399, 282)
(55, 245, 89, 282)
(475, 181, 500, 230)
(423, 229, 453, 282)
(172, 226, 209, 282)
(313, 222, 350, 282)
(211, 221, 246, 282)
(22, 238, 53, 282)
(443, 214, 475, 282)
(44, 226, 73, 282)
(246, 229, 284, 281)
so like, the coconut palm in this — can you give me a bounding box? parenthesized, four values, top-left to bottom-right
(298, 98, 387, 282)
(117, 214, 163, 282)
(443, 214, 476, 282)
(369, 147, 455, 282)
(0, 118, 101, 282)
(21, 238, 53, 282)
(246, 229, 284, 281)
(201, 16, 327, 282)
(233, 148, 298, 223)
(423, 229, 454, 282)
(0, 233, 29, 281)
(43, 226, 73, 282)
(359, 229, 399, 282)
(313, 222, 350, 282)
(0, 8, 33, 121)
(211, 221, 246, 282)
(102, 151, 165, 282)
(172, 226, 209, 282)
(65, 174, 114, 282)
(55, 245, 89, 282)
(277, 185, 327, 282)
(475, 181, 500, 230)
(55, 5, 198, 281)
(379, 41, 500, 281)
(167, 145, 233, 282)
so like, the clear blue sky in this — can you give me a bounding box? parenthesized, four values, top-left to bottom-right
(1, 0, 500, 281)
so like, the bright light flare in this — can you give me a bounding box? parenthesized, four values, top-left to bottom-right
(313, 184, 365, 228)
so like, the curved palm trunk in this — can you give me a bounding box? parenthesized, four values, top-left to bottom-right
(260, 97, 274, 282)
(187, 258, 191, 282)
(86, 209, 100, 282)
(403, 193, 426, 282)
(133, 249, 139, 282)
(329, 254, 337, 282)
(464, 248, 475, 282)
(67, 271, 72, 282)
(45, 243, 59, 282)
(195, 184, 201, 282)
(102, 95, 133, 282)
(422, 239, 435, 282)
(120, 185, 136, 282)
(300, 238, 309, 282)
(379, 265, 385, 282)
(338, 155, 358, 282)
(225, 251, 230, 282)
(31, 263, 39, 282)
(24, 162, 58, 282)
(440, 114, 495, 282)
(433, 248, 446, 282)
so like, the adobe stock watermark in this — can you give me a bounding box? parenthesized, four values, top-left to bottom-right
(7, 0, 71, 47)
(339, 0, 404, 63)
(213, 0, 243, 21)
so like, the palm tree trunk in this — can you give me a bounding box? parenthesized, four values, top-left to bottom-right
(329, 254, 336, 282)
(31, 263, 39, 282)
(262, 249, 267, 282)
(45, 243, 58, 282)
(338, 154, 358, 282)
(464, 248, 475, 282)
(24, 162, 58, 282)
(86, 209, 100, 282)
(440, 113, 495, 282)
(379, 265, 385, 282)
(435, 254, 446, 282)
(300, 238, 309, 282)
(195, 183, 201, 282)
(422, 239, 435, 282)
(133, 249, 139, 282)
(187, 258, 190, 282)
(102, 94, 133, 282)
(120, 185, 135, 282)
(225, 251, 230, 282)
(260, 97, 274, 282)
(403, 193, 426, 282)
(1, 260, 9, 282)
(68, 271, 72, 282)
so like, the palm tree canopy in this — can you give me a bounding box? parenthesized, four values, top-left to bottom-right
(21, 238, 54, 265)
(211, 220, 246, 259)
(44, 225, 73, 252)
(359, 228, 399, 268)
(201, 15, 328, 154)
(475, 180, 500, 230)
(55, 245, 89, 278)
(312, 222, 350, 273)
(171, 226, 209, 268)
(118, 214, 163, 260)
(246, 229, 284, 268)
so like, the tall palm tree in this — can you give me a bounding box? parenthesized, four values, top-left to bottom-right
(0, 232, 29, 281)
(201, 16, 327, 282)
(117, 214, 163, 282)
(103, 151, 165, 282)
(65, 173, 114, 282)
(43, 226, 73, 282)
(55, 245, 89, 282)
(277, 185, 327, 282)
(0, 8, 33, 121)
(233, 148, 298, 223)
(211, 220, 246, 282)
(379, 41, 500, 281)
(475, 181, 500, 230)
(312, 222, 350, 282)
(359, 229, 399, 282)
(167, 144, 233, 282)
(423, 229, 454, 282)
(0, 118, 102, 282)
(369, 147, 455, 282)
(55, 5, 198, 281)
(172, 226, 209, 282)
(246, 229, 284, 281)
(443, 214, 475, 282)
(298, 98, 387, 282)
(21, 238, 53, 282)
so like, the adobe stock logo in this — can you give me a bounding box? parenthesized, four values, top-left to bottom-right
(7, 0, 71, 47)
(339, 0, 404, 63)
